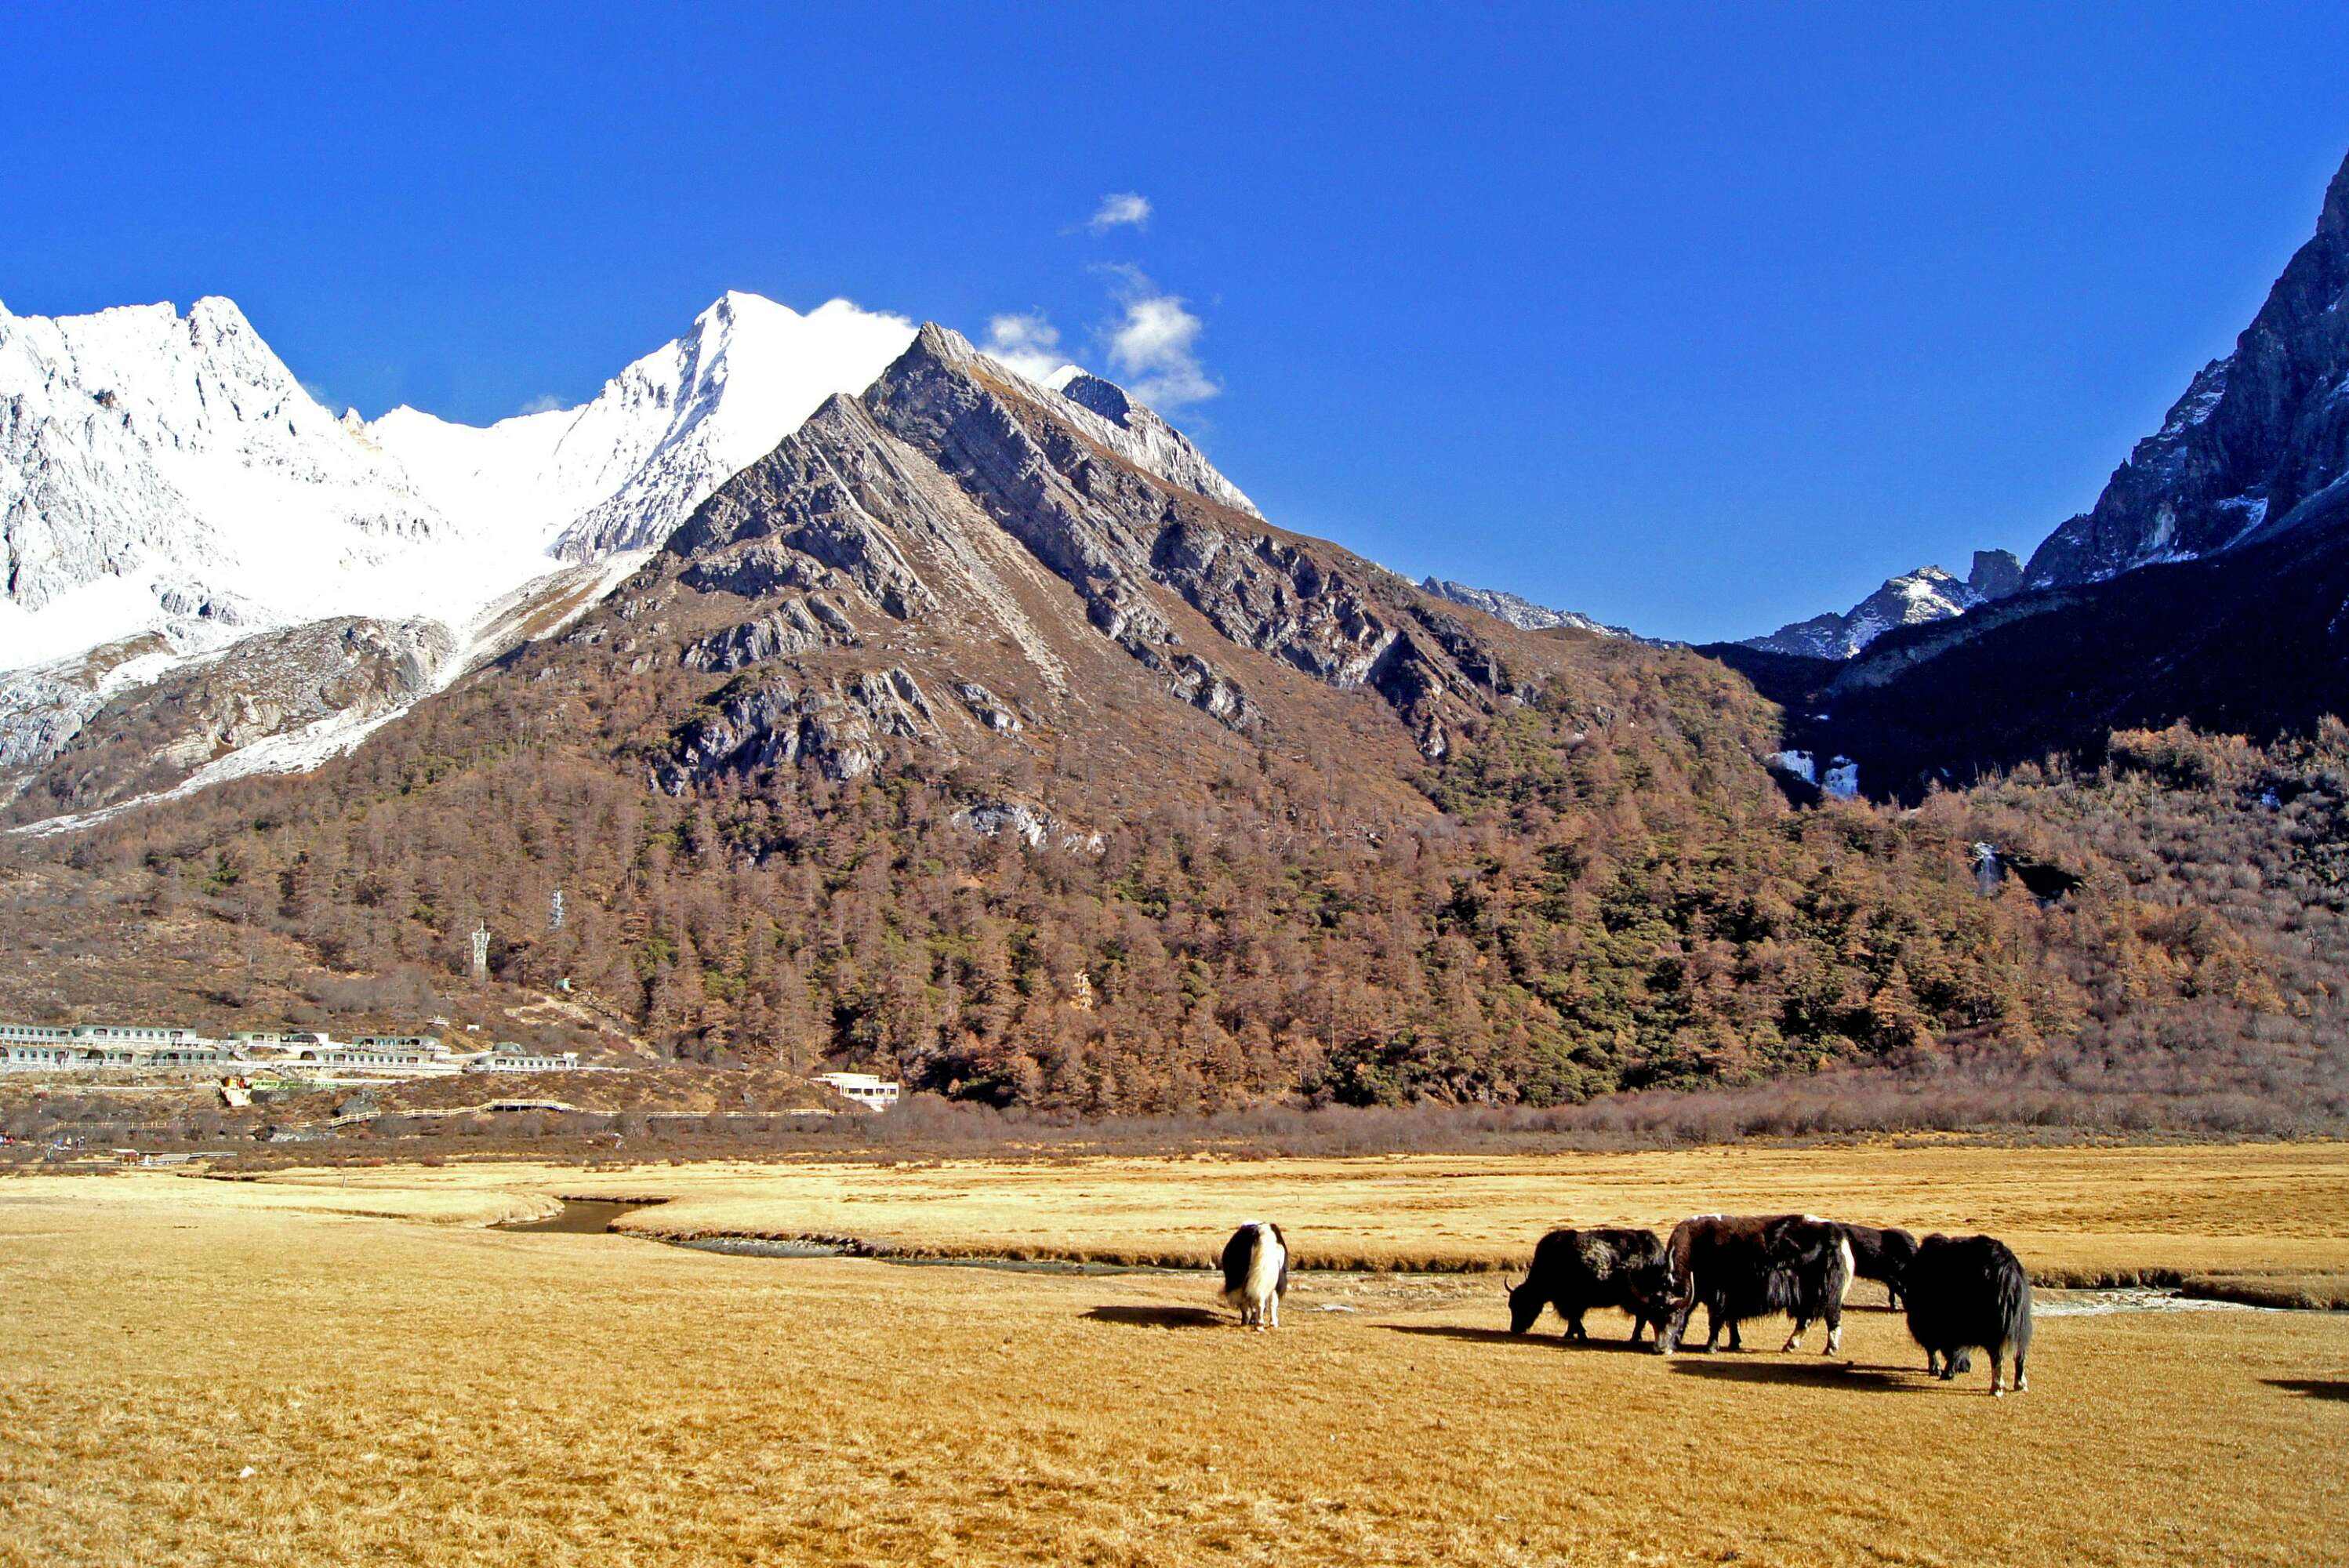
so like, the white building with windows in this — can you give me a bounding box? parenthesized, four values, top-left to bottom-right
(813, 1071, 902, 1110)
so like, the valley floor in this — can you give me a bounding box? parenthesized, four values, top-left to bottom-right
(3, 1148, 2346, 1565)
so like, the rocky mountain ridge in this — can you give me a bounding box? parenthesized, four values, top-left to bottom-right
(565, 323, 1550, 797)
(1741, 147, 2349, 661)
(2024, 150, 2349, 587)
(1744, 550, 2023, 660)
(1418, 579, 1628, 639)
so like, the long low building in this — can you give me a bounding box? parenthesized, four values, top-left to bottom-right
(1, 1022, 583, 1078)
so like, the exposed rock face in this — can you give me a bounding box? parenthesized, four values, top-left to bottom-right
(663, 664, 934, 785)
(1048, 372, 1261, 519)
(679, 597, 858, 673)
(6, 617, 453, 819)
(1418, 579, 1626, 637)
(1745, 550, 2024, 660)
(2026, 150, 2349, 586)
(615, 325, 1556, 795)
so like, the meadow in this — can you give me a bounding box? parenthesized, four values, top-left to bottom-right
(2, 1143, 2346, 1566)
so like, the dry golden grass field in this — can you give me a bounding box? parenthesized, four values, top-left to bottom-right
(3, 1144, 2347, 1566)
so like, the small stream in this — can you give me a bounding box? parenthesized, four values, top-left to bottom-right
(495, 1198, 669, 1234)
(666, 1236, 1193, 1273)
(496, 1203, 2315, 1312)
(2038, 1287, 2285, 1316)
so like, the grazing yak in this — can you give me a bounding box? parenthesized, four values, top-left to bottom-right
(1904, 1233, 2033, 1395)
(1506, 1227, 1673, 1344)
(1221, 1221, 1291, 1330)
(1654, 1214, 1854, 1356)
(1834, 1222, 1921, 1310)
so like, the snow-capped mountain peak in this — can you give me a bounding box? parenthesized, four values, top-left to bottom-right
(0, 289, 1271, 824)
(1743, 550, 2024, 660)
(361, 291, 918, 562)
(0, 293, 448, 662)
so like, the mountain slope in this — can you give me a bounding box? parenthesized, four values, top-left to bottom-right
(586, 321, 1546, 786)
(13, 324, 2267, 1114)
(2026, 150, 2349, 587)
(1741, 505, 2349, 797)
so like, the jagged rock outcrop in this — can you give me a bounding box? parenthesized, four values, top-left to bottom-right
(678, 597, 859, 673)
(951, 682, 1022, 732)
(2026, 149, 2349, 586)
(1746, 550, 2024, 660)
(1418, 579, 1627, 637)
(663, 664, 935, 785)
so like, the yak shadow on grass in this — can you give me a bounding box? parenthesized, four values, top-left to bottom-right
(1084, 1305, 1227, 1330)
(1385, 1325, 1657, 1355)
(1668, 1357, 1930, 1394)
(2264, 1377, 2349, 1403)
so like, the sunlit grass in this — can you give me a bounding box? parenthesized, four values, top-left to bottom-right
(2, 1148, 2344, 1565)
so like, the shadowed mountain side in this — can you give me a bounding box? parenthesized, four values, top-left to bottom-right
(1741, 514, 2349, 798)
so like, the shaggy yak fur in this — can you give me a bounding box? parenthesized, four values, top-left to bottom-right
(1654, 1214, 1854, 1356)
(1506, 1226, 1673, 1343)
(1835, 1222, 1921, 1310)
(1904, 1232, 2033, 1395)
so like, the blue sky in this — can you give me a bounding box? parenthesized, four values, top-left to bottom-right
(9, 4, 2349, 642)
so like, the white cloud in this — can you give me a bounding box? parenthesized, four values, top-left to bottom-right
(517, 393, 567, 416)
(1085, 191, 1153, 233)
(982, 312, 1070, 381)
(1102, 273, 1218, 408)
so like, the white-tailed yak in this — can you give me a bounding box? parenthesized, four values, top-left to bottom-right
(1221, 1221, 1290, 1330)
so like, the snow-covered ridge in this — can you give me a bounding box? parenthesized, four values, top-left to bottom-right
(0, 290, 920, 678)
(0, 295, 448, 662)
(370, 292, 920, 559)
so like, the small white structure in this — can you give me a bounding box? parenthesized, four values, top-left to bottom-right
(465, 1046, 581, 1073)
(813, 1071, 902, 1110)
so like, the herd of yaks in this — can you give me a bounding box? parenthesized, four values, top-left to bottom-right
(1220, 1212, 2034, 1396)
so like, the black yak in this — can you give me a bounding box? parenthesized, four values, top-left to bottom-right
(1904, 1233, 2032, 1395)
(1654, 1214, 1854, 1356)
(1221, 1221, 1291, 1330)
(1506, 1227, 1672, 1343)
(1835, 1222, 1921, 1309)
